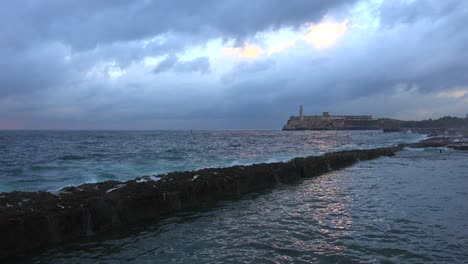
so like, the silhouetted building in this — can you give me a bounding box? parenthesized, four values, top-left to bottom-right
(283, 106, 379, 130)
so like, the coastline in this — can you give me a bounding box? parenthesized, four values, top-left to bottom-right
(0, 136, 467, 258)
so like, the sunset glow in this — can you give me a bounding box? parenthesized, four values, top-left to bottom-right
(224, 44, 263, 58)
(303, 20, 349, 48)
(436, 89, 468, 99)
(269, 41, 296, 55)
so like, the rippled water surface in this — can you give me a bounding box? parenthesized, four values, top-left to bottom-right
(0, 130, 423, 192)
(20, 147, 468, 263)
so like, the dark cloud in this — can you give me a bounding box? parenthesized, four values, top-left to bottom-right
(0, 43, 73, 96)
(379, 0, 464, 27)
(153, 54, 179, 74)
(0, 0, 356, 52)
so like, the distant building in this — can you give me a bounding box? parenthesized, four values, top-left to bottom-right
(283, 106, 379, 130)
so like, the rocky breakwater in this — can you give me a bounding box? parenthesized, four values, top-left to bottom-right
(409, 136, 468, 150)
(0, 139, 466, 259)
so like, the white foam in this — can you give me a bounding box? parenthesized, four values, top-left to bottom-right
(136, 176, 162, 183)
(404, 147, 425, 151)
(106, 184, 127, 193)
(152, 176, 162, 181)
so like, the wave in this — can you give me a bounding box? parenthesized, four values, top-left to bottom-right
(96, 172, 118, 180)
(59, 155, 87, 161)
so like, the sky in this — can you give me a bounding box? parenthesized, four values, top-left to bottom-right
(0, 0, 467, 130)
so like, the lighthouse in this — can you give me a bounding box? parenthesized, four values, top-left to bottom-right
(299, 105, 304, 121)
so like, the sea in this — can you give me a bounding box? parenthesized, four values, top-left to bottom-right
(0, 130, 424, 193)
(2, 130, 467, 263)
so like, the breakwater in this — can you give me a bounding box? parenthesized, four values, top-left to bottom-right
(0, 138, 465, 258)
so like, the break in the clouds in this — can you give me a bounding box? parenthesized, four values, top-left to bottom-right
(0, 0, 467, 129)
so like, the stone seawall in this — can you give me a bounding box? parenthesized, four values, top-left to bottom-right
(1, 138, 465, 258)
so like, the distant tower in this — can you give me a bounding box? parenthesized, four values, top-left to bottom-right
(299, 105, 304, 121)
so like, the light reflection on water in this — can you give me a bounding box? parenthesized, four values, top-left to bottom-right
(19, 148, 468, 263)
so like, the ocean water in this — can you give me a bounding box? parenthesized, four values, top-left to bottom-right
(18, 146, 468, 263)
(0, 130, 424, 192)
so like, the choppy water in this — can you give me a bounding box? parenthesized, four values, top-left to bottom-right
(19, 147, 468, 263)
(0, 130, 423, 192)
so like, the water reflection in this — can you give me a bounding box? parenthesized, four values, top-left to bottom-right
(304, 172, 353, 258)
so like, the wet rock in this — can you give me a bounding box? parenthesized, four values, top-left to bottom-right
(448, 144, 468, 150)
(0, 146, 403, 258)
(405, 137, 468, 150)
(405, 138, 453, 148)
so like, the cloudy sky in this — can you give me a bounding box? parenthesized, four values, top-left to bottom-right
(1, 0, 467, 129)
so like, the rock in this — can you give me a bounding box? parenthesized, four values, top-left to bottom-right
(405, 138, 453, 148)
(448, 144, 468, 151)
(404, 137, 468, 150)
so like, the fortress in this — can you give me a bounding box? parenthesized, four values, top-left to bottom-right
(283, 106, 381, 131)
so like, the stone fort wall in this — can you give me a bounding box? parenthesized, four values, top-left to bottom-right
(283, 109, 379, 130)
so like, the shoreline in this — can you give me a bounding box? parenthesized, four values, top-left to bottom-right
(0, 136, 467, 258)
